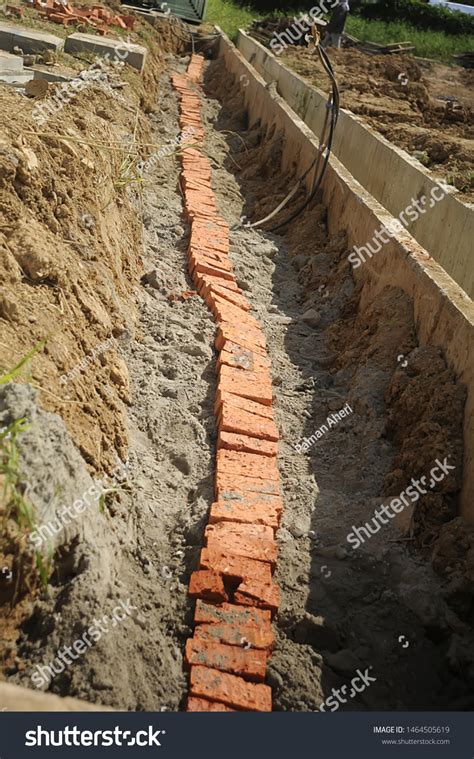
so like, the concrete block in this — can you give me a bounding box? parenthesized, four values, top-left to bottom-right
(119, 5, 158, 25)
(0, 23, 64, 54)
(0, 70, 33, 85)
(64, 32, 147, 73)
(0, 50, 23, 72)
(31, 66, 72, 83)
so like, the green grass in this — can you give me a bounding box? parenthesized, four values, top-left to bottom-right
(205, 0, 474, 61)
(205, 0, 262, 39)
(347, 16, 474, 61)
(0, 341, 52, 591)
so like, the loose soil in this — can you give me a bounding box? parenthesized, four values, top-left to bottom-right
(278, 45, 474, 201)
(1, 17, 473, 713)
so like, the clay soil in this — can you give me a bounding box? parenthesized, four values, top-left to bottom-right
(281, 46, 474, 201)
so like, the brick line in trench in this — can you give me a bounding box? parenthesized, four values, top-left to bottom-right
(172, 55, 282, 712)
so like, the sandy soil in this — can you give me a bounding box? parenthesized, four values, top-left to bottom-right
(1, 19, 473, 712)
(280, 47, 474, 201)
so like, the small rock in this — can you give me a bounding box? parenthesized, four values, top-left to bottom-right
(289, 517, 311, 539)
(325, 649, 361, 676)
(293, 613, 340, 652)
(301, 309, 321, 328)
(266, 667, 284, 691)
(171, 454, 191, 476)
(316, 545, 347, 560)
(141, 270, 163, 290)
(277, 527, 293, 543)
(293, 253, 307, 270)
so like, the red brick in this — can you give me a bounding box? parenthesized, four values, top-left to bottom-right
(205, 531, 277, 568)
(215, 389, 274, 420)
(219, 368, 273, 406)
(185, 638, 267, 681)
(216, 472, 280, 499)
(189, 237, 229, 256)
(210, 296, 261, 331)
(192, 259, 235, 282)
(218, 431, 278, 458)
(215, 325, 267, 357)
(217, 346, 271, 373)
(234, 579, 280, 615)
(189, 665, 272, 711)
(194, 622, 274, 651)
(219, 404, 279, 441)
(187, 697, 236, 712)
(189, 570, 228, 603)
(205, 521, 274, 541)
(216, 449, 280, 481)
(202, 282, 250, 311)
(197, 274, 242, 296)
(209, 501, 280, 530)
(200, 547, 272, 584)
(219, 490, 283, 511)
(194, 600, 271, 627)
(219, 376, 273, 406)
(189, 247, 231, 269)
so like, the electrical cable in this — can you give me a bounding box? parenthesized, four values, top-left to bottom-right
(234, 30, 340, 233)
(269, 43, 339, 232)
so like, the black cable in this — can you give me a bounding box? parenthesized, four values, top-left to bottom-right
(235, 38, 340, 233)
(269, 44, 339, 232)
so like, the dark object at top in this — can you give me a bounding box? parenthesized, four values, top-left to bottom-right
(326, 1, 350, 34)
(121, 0, 207, 23)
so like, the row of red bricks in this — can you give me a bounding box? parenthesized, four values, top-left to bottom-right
(171, 56, 282, 713)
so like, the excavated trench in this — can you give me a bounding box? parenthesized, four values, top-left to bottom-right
(2, 38, 473, 712)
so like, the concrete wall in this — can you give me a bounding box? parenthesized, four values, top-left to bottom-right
(216, 29, 474, 521)
(236, 31, 474, 301)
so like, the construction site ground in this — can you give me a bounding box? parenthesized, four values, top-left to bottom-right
(0, 11, 473, 715)
(281, 46, 474, 202)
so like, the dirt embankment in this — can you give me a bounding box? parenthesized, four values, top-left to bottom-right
(0, 17, 204, 710)
(0, 18, 184, 478)
(203, 57, 474, 711)
(281, 47, 474, 201)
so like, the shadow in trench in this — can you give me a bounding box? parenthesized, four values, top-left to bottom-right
(201, 57, 472, 712)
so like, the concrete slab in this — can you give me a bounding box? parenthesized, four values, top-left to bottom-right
(0, 22, 64, 54)
(0, 70, 33, 84)
(0, 50, 23, 72)
(64, 32, 147, 73)
(120, 5, 158, 25)
(31, 66, 72, 83)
